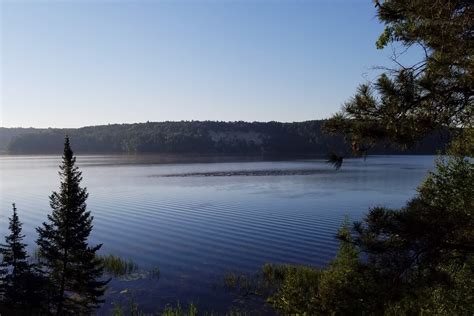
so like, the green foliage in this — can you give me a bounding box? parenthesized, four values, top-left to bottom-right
(449, 128, 474, 158)
(325, 0, 473, 156)
(111, 302, 126, 316)
(262, 220, 378, 315)
(223, 272, 256, 296)
(322, 1, 473, 312)
(317, 219, 375, 315)
(264, 157, 474, 315)
(263, 264, 322, 315)
(353, 157, 474, 314)
(1, 120, 445, 155)
(110, 301, 198, 316)
(111, 299, 147, 316)
(0, 205, 48, 314)
(0, 204, 33, 307)
(162, 302, 197, 316)
(36, 136, 109, 314)
(99, 254, 138, 277)
(353, 157, 473, 273)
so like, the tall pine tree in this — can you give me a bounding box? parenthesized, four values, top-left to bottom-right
(36, 136, 108, 315)
(324, 0, 473, 156)
(0, 204, 32, 306)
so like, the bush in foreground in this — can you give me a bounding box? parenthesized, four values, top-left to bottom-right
(264, 157, 474, 315)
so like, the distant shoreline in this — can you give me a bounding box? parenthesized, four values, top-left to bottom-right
(0, 120, 448, 155)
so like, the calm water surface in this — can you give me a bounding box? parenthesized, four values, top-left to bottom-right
(0, 155, 435, 313)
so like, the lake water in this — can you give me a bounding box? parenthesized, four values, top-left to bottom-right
(0, 155, 435, 314)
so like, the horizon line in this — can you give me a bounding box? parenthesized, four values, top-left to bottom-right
(0, 118, 330, 130)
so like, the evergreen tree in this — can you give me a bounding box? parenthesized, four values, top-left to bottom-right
(319, 1, 474, 314)
(317, 219, 375, 315)
(264, 157, 473, 315)
(349, 157, 474, 313)
(324, 0, 473, 156)
(36, 136, 108, 315)
(0, 204, 32, 306)
(0, 244, 5, 302)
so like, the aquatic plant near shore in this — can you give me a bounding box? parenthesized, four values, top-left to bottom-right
(111, 301, 252, 316)
(111, 301, 198, 316)
(99, 254, 138, 277)
(162, 302, 197, 316)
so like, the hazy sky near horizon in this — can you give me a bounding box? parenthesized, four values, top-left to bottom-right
(1, 0, 414, 128)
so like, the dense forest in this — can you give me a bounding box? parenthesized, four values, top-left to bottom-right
(0, 120, 447, 155)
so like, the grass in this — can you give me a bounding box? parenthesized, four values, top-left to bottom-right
(162, 302, 197, 316)
(223, 272, 252, 292)
(111, 301, 251, 316)
(111, 301, 198, 316)
(99, 254, 139, 277)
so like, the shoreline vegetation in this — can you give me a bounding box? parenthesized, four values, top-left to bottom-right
(0, 120, 447, 155)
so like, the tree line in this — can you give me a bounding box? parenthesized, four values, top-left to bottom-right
(1, 120, 447, 155)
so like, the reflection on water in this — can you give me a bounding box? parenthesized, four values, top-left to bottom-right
(0, 155, 435, 313)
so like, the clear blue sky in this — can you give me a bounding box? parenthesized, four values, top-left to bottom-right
(1, 0, 405, 128)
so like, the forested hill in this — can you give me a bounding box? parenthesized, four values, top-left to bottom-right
(0, 121, 447, 155)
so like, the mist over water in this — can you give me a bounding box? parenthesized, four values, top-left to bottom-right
(0, 155, 435, 313)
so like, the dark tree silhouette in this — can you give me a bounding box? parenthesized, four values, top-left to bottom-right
(36, 136, 108, 315)
(324, 0, 473, 157)
(1, 120, 446, 155)
(0, 204, 32, 307)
